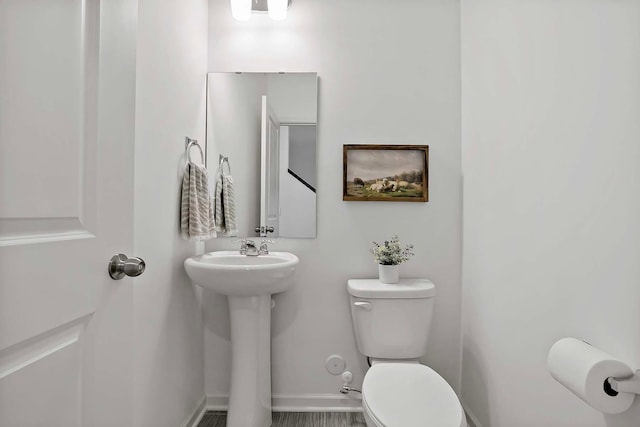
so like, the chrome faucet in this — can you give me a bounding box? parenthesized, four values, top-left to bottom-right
(238, 238, 274, 256)
(259, 240, 274, 256)
(239, 239, 259, 256)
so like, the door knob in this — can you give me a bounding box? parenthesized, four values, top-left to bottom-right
(254, 226, 275, 233)
(108, 254, 146, 280)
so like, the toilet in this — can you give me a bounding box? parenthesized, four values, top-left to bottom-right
(348, 279, 466, 427)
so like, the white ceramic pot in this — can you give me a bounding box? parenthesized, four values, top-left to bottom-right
(378, 264, 400, 284)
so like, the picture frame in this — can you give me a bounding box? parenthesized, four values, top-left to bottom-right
(343, 144, 429, 202)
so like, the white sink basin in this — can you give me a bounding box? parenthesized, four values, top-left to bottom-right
(184, 251, 298, 296)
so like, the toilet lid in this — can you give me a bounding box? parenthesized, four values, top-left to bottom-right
(362, 363, 465, 427)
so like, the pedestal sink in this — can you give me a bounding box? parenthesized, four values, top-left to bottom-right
(184, 251, 299, 427)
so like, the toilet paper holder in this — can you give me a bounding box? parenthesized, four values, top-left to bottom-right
(606, 370, 640, 395)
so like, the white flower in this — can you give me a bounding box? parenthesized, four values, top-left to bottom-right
(370, 235, 415, 266)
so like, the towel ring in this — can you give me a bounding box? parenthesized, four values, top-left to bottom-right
(219, 154, 231, 174)
(185, 137, 205, 165)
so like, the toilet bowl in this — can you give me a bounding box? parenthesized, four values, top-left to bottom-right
(361, 363, 466, 427)
(347, 279, 466, 427)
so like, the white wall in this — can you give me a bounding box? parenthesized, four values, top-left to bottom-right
(133, 0, 208, 425)
(206, 0, 461, 407)
(461, 1, 640, 426)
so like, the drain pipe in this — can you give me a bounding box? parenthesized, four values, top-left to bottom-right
(338, 371, 361, 395)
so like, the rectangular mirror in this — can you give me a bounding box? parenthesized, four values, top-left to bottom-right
(207, 72, 318, 238)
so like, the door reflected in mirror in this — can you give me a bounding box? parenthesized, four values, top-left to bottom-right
(207, 72, 318, 238)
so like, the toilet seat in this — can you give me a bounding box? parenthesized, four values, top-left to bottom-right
(362, 363, 466, 427)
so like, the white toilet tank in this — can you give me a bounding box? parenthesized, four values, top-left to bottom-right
(347, 279, 436, 359)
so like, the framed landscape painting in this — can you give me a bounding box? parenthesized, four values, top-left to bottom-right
(343, 145, 429, 202)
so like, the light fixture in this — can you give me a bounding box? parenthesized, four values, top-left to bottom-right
(231, 0, 292, 21)
(230, 0, 251, 21)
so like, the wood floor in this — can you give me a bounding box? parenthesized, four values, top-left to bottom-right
(198, 411, 367, 427)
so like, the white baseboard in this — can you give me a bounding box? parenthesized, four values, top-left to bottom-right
(274, 394, 363, 412)
(181, 395, 206, 427)
(206, 393, 363, 412)
(461, 400, 483, 427)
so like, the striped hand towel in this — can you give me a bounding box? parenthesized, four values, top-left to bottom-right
(180, 162, 216, 240)
(213, 166, 238, 236)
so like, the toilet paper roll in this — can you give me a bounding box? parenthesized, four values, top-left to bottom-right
(547, 337, 635, 414)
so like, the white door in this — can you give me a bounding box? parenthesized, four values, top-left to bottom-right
(260, 96, 280, 237)
(0, 0, 136, 426)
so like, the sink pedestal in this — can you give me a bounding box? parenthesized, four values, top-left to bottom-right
(227, 295, 272, 427)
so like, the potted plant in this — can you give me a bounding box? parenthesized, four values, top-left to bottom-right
(370, 235, 415, 284)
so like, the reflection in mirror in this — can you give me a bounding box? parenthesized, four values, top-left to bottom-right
(207, 72, 318, 238)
